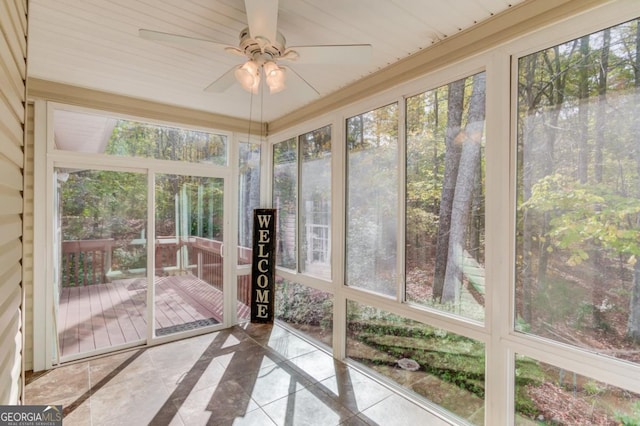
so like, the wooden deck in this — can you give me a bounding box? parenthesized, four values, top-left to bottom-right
(57, 275, 250, 359)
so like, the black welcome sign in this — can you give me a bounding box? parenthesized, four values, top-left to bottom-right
(251, 208, 276, 323)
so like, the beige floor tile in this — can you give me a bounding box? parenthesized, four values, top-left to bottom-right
(231, 408, 277, 426)
(60, 401, 92, 426)
(359, 393, 451, 426)
(266, 332, 318, 360)
(173, 382, 259, 425)
(88, 349, 153, 388)
(261, 384, 355, 426)
(319, 368, 393, 413)
(245, 363, 311, 407)
(24, 324, 450, 426)
(25, 362, 90, 406)
(289, 349, 340, 384)
(90, 373, 172, 425)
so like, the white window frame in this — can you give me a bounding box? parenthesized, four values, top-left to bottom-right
(265, 3, 640, 425)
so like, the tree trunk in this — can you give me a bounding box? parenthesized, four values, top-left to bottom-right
(442, 73, 486, 304)
(470, 148, 482, 261)
(592, 29, 609, 329)
(595, 29, 610, 184)
(536, 48, 564, 288)
(578, 35, 590, 185)
(433, 79, 465, 301)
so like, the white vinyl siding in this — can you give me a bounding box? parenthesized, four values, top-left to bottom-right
(0, 0, 26, 405)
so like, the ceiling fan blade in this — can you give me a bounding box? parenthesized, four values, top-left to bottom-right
(244, 0, 278, 43)
(285, 66, 320, 97)
(139, 29, 231, 51)
(204, 66, 239, 93)
(288, 44, 373, 65)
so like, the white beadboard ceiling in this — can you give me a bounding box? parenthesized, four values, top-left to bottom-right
(28, 0, 525, 123)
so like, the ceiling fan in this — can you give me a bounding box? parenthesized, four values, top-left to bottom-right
(139, 0, 372, 96)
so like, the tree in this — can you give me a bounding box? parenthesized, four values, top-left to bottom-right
(441, 73, 486, 303)
(432, 79, 465, 302)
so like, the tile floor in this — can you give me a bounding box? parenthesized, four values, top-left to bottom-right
(25, 323, 451, 426)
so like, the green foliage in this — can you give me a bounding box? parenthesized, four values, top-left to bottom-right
(113, 247, 146, 271)
(275, 279, 333, 330)
(357, 327, 486, 397)
(107, 120, 226, 164)
(522, 173, 640, 266)
(346, 302, 489, 397)
(61, 170, 147, 241)
(346, 104, 398, 151)
(582, 380, 603, 396)
(615, 401, 640, 426)
(515, 386, 539, 419)
(514, 356, 547, 419)
(515, 315, 531, 333)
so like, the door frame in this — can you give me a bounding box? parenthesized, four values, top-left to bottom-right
(33, 101, 238, 369)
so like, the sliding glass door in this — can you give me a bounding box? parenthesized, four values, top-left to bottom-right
(49, 108, 232, 363)
(55, 168, 148, 359)
(153, 174, 225, 337)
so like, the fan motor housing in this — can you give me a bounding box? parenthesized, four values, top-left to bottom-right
(239, 27, 286, 61)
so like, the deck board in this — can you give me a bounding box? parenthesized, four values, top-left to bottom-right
(106, 282, 139, 342)
(57, 274, 250, 359)
(112, 279, 146, 339)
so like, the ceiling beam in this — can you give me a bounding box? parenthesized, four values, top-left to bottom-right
(27, 78, 266, 136)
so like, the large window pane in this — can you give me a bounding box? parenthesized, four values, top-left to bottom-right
(514, 356, 640, 424)
(516, 20, 640, 364)
(300, 125, 332, 279)
(275, 277, 333, 348)
(56, 169, 147, 358)
(273, 138, 297, 270)
(346, 300, 485, 425)
(346, 104, 398, 296)
(154, 174, 225, 336)
(406, 72, 486, 321)
(54, 109, 227, 165)
(238, 142, 261, 265)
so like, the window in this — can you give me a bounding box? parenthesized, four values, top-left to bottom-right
(54, 109, 227, 164)
(346, 104, 398, 296)
(300, 125, 332, 279)
(346, 300, 485, 424)
(238, 141, 261, 265)
(406, 72, 486, 320)
(275, 277, 333, 348)
(273, 125, 332, 278)
(514, 356, 639, 424)
(273, 138, 297, 270)
(516, 19, 640, 365)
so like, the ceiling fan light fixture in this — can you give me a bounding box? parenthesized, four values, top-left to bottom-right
(264, 61, 286, 94)
(235, 60, 261, 93)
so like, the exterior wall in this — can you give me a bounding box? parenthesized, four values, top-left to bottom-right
(0, 0, 27, 404)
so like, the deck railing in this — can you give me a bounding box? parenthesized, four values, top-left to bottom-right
(61, 239, 115, 286)
(61, 237, 253, 306)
